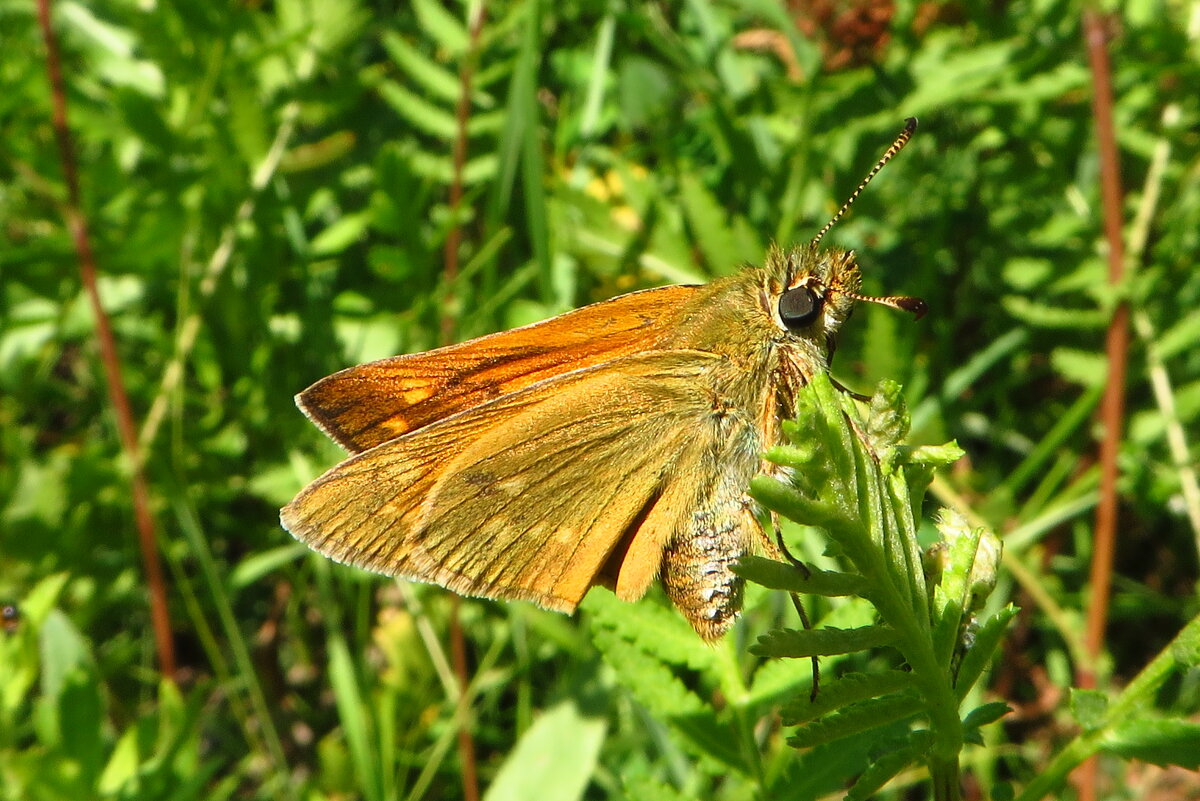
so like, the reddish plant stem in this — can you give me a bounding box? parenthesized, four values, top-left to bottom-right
(1074, 9, 1129, 800)
(36, 0, 176, 680)
(443, 6, 488, 801)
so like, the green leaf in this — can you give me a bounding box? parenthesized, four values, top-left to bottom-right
(1002, 296, 1108, 329)
(1069, 689, 1109, 732)
(767, 727, 897, 800)
(39, 610, 90, 703)
(846, 739, 922, 800)
(733, 556, 866, 597)
(955, 605, 1018, 699)
(382, 31, 465, 104)
(677, 172, 760, 272)
(412, 0, 468, 54)
(962, 701, 1011, 732)
(18, 574, 70, 624)
(586, 593, 744, 771)
(98, 727, 140, 795)
(752, 625, 898, 659)
(228, 543, 309, 589)
(1170, 624, 1200, 667)
(782, 671, 916, 726)
(788, 692, 923, 749)
(904, 443, 967, 468)
(866, 380, 909, 466)
(328, 634, 381, 801)
(1050, 347, 1108, 388)
(1156, 312, 1200, 361)
(310, 212, 371, 257)
(751, 474, 847, 535)
(1103, 718, 1200, 770)
(619, 771, 691, 801)
(378, 80, 458, 138)
(483, 701, 607, 801)
(582, 589, 718, 673)
(58, 669, 105, 783)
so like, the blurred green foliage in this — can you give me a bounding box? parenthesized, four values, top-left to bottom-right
(2, 0, 1199, 798)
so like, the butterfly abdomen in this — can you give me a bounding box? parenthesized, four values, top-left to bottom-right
(660, 494, 756, 640)
(659, 430, 762, 641)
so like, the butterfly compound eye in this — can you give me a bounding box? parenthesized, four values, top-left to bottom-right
(778, 286, 822, 331)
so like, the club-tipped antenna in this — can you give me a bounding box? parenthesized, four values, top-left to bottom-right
(810, 117, 917, 247)
(843, 290, 928, 319)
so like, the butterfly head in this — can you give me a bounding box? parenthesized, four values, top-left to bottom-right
(763, 118, 927, 348)
(766, 244, 926, 345)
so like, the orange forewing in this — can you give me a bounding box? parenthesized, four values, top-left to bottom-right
(281, 351, 731, 612)
(298, 284, 700, 453)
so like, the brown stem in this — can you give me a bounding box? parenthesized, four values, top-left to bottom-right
(442, 6, 488, 801)
(1074, 9, 1129, 800)
(35, 0, 176, 680)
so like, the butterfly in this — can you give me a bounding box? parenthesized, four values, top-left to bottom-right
(281, 119, 925, 639)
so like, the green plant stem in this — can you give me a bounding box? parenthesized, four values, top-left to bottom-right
(1014, 612, 1200, 801)
(825, 509, 964, 792)
(929, 754, 963, 801)
(847, 399, 964, 778)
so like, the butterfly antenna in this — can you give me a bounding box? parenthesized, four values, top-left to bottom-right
(810, 117, 918, 247)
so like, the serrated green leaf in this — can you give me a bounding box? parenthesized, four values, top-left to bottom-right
(1102, 718, 1200, 769)
(586, 593, 745, 772)
(846, 740, 921, 800)
(767, 727, 897, 800)
(866, 380, 909, 460)
(593, 634, 741, 770)
(788, 692, 922, 749)
(782, 671, 915, 726)
(581, 590, 718, 673)
(733, 556, 866, 597)
(752, 625, 897, 659)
